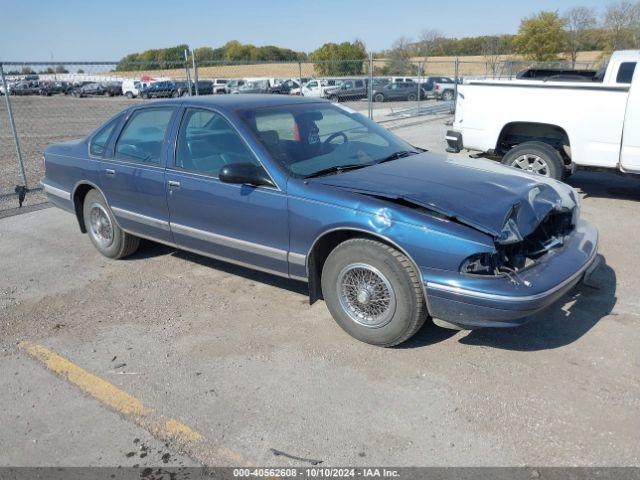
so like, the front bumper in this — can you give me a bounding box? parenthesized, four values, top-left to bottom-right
(445, 130, 463, 153)
(423, 219, 599, 329)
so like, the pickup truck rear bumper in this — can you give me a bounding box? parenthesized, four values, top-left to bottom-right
(423, 219, 599, 329)
(445, 130, 462, 153)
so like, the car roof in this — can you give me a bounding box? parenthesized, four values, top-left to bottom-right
(143, 94, 330, 112)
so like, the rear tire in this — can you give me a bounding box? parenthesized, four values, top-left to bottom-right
(407, 93, 417, 101)
(501, 141, 564, 180)
(373, 93, 385, 102)
(442, 90, 454, 101)
(125, 91, 133, 99)
(83, 190, 140, 259)
(321, 238, 426, 347)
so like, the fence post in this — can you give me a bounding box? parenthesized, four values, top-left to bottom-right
(368, 52, 373, 119)
(184, 48, 192, 96)
(191, 49, 199, 96)
(298, 61, 303, 96)
(453, 57, 459, 114)
(416, 60, 422, 116)
(0, 63, 28, 189)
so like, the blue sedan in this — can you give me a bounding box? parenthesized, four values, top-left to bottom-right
(41, 95, 598, 346)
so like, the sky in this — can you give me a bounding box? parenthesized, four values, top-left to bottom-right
(1, 0, 609, 60)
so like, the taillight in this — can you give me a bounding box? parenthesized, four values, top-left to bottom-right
(435, 84, 440, 90)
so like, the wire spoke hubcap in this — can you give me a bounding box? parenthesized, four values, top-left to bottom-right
(510, 153, 550, 176)
(337, 263, 397, 328)
(89, 203, 113, 248)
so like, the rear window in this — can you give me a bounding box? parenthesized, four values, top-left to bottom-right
(616, 62, 636, 84)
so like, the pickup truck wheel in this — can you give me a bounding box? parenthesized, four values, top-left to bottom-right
(501, 141, 563, 180)
(407, 93, 417, 101)
(83, 190, 140, 259)
(373, 93, 385, 102)
(321, 238, 426, 347)
(442, 90, 454, 101)
(125, 91, 133, 99)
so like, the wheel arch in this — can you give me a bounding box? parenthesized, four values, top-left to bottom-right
(496, 122, 572, 163)
(305, 227, 428, 310)
(71, 181, 110, 233)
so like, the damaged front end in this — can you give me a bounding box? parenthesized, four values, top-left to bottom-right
(460, 199, 579, 284)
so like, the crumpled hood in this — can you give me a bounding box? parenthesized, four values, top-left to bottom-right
(309, 153, 578, 243)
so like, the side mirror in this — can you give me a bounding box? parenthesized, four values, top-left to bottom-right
(218, 163, 275, 188)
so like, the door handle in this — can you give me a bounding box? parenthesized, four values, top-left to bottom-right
(105, 168, 116, 176)
(168, 180, 181, 191)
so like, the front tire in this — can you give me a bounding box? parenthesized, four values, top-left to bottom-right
(83, 190, 140, 259)
(321, 238, 426, 347)
(442, 90, 454, 101)
(373, 93, 385, 102)
(407, 93, 417, 101)
(501, 141, 564, 180)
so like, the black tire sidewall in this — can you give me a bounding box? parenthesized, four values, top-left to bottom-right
(374, 93, 384, 102)
(501, 142, 564, 180)
(82, 190, 125, 259)
(321, 239, 423, 346)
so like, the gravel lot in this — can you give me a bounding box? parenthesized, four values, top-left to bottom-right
(1, 114, 639, 468)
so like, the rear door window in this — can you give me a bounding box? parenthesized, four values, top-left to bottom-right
(115, 108, 174, 165)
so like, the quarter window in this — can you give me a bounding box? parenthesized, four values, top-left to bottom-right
(175, 108, 258, 176)
(90, 116, 120, 157)
(115, 108, 174, 165)
(616, 62, 636, 84)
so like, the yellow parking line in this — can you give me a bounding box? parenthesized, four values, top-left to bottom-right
(18, 340, 203, 448)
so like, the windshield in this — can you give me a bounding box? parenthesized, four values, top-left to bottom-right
(238, 103, 416, 177)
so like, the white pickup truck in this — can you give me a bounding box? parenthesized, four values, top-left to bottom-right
(446, 50, 640, 180)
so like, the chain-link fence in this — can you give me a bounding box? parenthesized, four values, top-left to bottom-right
(0, 54, 600, 211)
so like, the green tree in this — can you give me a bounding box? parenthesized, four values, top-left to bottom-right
(514, 11, 567, 61)
(309, 40, 367, 76)
(54, 65, 69, 74)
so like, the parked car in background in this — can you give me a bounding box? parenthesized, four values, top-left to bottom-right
(122, 79, 149, 98)
(420, 76, 454, 97)
(139, 81, 177, 99)
(174, 80, 214, 97)
(324, 79, 367, 102)
(272, 79, 300, 95)
(41, 95, 598, 347)
(70, 82, 106, 97)
(39, 81, 73, 96)
(372, 82, 422, 102)
(211, 79, 228, 94)
(237, 79, 271, 94)
(224, 79, 247, 94)
(9, 81, 41, 95)
(103, 81, 123, 97)
(446, 49, 640, 179)
(433, 81, 456, 101)
(301, 78, 344, 97)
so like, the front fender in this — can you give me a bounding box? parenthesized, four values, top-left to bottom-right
(287, 181, 494, 280)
